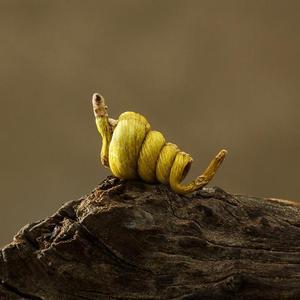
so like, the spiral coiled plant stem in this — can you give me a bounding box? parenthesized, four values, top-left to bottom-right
(92, 93, 227, 195)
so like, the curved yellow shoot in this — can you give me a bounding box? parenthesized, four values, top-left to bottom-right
(92, 93, 228, 195)
(170, 149, 227, 194)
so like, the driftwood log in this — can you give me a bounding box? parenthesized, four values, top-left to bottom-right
(1, 176, 300, 299)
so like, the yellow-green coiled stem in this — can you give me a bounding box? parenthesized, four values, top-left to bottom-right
(93, 94, 227, 195)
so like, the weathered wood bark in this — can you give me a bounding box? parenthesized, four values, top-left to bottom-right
(1, 176, 300, 299)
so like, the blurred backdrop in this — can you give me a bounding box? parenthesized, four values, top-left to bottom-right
(1, 0, 300, 247)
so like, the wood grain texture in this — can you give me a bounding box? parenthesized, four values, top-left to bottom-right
(1, 176, 300, 299)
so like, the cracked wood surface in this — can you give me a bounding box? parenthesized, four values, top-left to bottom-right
(1, 176, 300, 299)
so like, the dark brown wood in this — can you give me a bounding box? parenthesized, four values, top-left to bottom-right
(1, 176, 300, 299)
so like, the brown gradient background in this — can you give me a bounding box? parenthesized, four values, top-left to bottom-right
(1, 0, 300, 247)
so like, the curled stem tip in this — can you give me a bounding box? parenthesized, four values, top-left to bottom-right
(92, 93, 108, 118)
